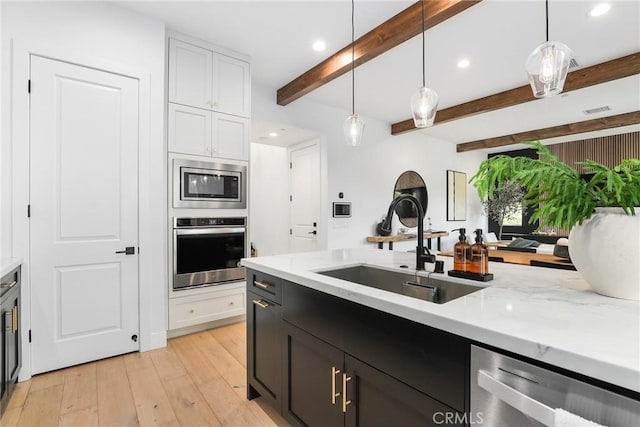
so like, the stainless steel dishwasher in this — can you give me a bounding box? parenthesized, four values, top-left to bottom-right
(470, 345, 640, 426)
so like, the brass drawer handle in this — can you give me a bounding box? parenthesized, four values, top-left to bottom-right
(1, 280, 17, 290)
(342, 373, 352, 413)
(331, 367, 341, 405)
(253, 280, 271, 290)
(12, 306, 18, 333)
(252, 299, 269, 309)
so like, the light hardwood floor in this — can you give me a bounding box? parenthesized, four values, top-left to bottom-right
(1, 322, 289, 427)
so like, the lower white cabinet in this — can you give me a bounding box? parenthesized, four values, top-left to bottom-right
(169, 285, 245, 330)
(168, 103, 249, 161)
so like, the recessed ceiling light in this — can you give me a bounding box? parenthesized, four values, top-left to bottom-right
(312, 40, 327, 52)
(457, 58, 470, 69)
(268, 132, 278, 137)
(589, 3, 611, 17)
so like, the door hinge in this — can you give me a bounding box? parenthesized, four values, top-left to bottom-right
(28, 79, 31, 93)
(27, 204, 31, 218)
(29, 329, 32, 342)
(289, 162, 292, 169)
(290, 228, 292, 235)
(289, 195, 292, 202)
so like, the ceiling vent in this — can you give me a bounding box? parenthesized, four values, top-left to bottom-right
(583, 105, 611, 115)
(569, 58, 579, 69)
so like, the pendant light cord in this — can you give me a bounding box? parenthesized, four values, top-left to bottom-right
(421, 0, 425, 88)
(351, 0, 355, 115)
(545, 0, 549, 42)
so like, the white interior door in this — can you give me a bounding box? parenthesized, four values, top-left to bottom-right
(29, 55, 140, 374)
(289, 142, 321, 253)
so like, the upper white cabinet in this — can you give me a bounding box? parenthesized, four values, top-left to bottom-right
(168, 104, 249, 160)
(169, 38, 250, 118)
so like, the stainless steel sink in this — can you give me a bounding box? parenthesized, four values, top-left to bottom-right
(317, 265, 484, 304)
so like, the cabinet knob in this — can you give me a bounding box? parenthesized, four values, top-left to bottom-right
(189, 309, 195, 314)
(228, 301, 235, 306)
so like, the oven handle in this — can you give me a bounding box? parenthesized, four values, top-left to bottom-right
(175, 227, 245, 236)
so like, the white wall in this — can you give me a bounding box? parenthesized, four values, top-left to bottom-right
(0, 1, 10, 260)
(252, 82, 486, 253)
(2, 1, 168, 378)
(249, 143, 290, 256)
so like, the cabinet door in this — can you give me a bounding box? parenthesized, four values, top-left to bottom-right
(168, 38, 213, 109)
(212, 54, 250, 117)
(212, 112, 249, 161)
(167, 103, 212, 156)
(344, 355, 463, 427)
(247, 291, 282, 411)
(283, 323, 344, 427)
(5, 291, 20, 383)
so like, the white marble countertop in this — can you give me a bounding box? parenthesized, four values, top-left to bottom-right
(242, 248, 640, 393)
(1, 258, 22, 278)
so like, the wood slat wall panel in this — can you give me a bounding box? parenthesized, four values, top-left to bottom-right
(547, 131, 640, 174)
(538, 131, 640, 235)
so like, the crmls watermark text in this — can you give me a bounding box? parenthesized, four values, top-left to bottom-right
(433, 411, 484, 425)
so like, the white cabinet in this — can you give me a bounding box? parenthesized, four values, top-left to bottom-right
(169, 286, 245, 330)
(213, 112, 249, 160)
(168, 103, 249, 160)
(169, 38, 250, 118)
(168, 39, 212, 110)
(168, 104, 211, 156)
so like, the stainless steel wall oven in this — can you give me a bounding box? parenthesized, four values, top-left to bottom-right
(173, 158, 246, 209)
(173, 217, 246, 290)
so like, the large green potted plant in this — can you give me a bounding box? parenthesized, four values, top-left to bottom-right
(470, 141, 640, 300)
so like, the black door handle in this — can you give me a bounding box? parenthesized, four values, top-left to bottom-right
(308, 230, 317, 235)
(115, 246, 135, 255)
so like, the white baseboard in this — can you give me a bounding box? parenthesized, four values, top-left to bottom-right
(167, 315, 245, 339)
(141, 329, 168, 351)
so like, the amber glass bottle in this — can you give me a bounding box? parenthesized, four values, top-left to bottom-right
(453, 228, 471, 272)
(469, 229, 489, 275)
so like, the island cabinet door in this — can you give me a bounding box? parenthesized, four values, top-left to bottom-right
(343, 355, 464, 427)
(247, 291, 282, 411)
(283, 322, 344, 427)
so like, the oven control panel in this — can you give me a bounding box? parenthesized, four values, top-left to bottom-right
(175, 217, 246, 228)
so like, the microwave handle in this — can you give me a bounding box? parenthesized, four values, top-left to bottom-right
(477, 370, 555, 427)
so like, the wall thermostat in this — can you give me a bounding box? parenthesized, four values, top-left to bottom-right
(333, 202, 351, 218)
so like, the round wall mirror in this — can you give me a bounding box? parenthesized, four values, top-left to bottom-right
(393, 171, 428, 228)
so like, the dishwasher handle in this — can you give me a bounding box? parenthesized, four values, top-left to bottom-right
(477, 369, 555, 427)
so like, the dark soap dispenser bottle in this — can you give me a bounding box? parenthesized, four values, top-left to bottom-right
(453, 228, 471, 272)
(469, 229, 489, 275)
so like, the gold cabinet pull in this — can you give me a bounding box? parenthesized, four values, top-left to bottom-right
(0, 280, 17, 290)
(253, 280, 270, 290)
(331, 367, 341, 404)
(12, 306, 18, 333)
(252, 299, 269, 309)
(342, 373, 352, 413)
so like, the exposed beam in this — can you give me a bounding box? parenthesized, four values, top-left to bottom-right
(456, 111, 640, 152)
(276, 0, 481, 106)
(392, 52, 640, 135)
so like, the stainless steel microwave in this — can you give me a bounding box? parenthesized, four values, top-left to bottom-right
(173, 159, 246, 209)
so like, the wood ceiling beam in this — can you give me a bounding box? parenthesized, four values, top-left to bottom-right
(391, 52, 640, 135)
(276, 0, 482, 106)
(456, 111, 640, 152)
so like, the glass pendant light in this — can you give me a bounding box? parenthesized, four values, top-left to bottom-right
(410, 0, 439, 128)
(526, 0, 573, 98)
(343, 0, 364, 146)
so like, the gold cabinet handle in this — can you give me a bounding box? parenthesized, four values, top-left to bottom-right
(0, 280, 17, 290)
(12, 306, 18, 333)
(342, 373, 352, 413)
(252, 299, 269, 309)
(253, 280, 270, 290)
(331, 367, 341, 404)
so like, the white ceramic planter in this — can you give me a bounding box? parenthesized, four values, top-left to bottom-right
(569, 207, 640, 300)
